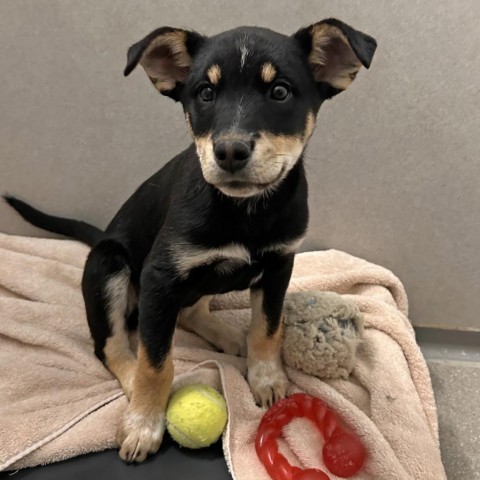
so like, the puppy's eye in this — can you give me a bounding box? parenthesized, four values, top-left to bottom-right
(198, 85, 215, 102)
(270, 83, 291, 101)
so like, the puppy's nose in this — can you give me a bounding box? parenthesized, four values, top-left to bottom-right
(213, 140, 252, 173)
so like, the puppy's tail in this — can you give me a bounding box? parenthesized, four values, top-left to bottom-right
(3, 195, 103, 247)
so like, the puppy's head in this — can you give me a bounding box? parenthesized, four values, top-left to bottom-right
(125, 20, 376, 198)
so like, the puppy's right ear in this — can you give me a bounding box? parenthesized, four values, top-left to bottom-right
(124, 27, 205, 101)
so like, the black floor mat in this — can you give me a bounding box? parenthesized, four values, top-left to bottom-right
(1, 436, 233, 480)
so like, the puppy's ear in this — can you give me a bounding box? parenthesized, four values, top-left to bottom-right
(124, 27, 205, 101)
(294, 19, 377, 97)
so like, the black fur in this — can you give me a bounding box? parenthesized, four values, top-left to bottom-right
(81, 239, 130, 360)
(3, 195, 102, 246)
(185, 26, 324, 138)
(102, 144, 308, 365)
(5, 20, 376, 360)
(321, 18, 377, 68)
(5, 20, 376, 445)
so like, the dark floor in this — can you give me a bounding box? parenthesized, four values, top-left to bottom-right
(419, 328, 480, 480)
(2, 436, 232, 480)
(2, 329, 479, 480)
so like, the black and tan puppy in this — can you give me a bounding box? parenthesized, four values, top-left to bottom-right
(5, 19, 376, 463)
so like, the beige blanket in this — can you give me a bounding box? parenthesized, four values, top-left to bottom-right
(0, 233, 446, 479)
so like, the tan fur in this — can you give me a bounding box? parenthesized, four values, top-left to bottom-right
(248, 290, 284, 361)
(103, 269, 136, 398)
(130, 344, 173, 414)
(185, 112, 193, 135)
(261, 62, 276, 83)
(308, 24, 362, 90)
(247, 289, 288, 406)
(140, 30, 192, 92)
(104, 335, 136, 398)
(260, 236, 305, 255)
(118, 344, 174, 462)
(248, 132, 304, 190)
(308, 24, 331, 66)
(194, 133, 217, 184)
(193, 115, 315, 198)
(207, 64, 222, 85)
(178, 296, 247, 356)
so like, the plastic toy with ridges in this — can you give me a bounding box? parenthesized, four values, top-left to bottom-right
(255, 393, 366, 480)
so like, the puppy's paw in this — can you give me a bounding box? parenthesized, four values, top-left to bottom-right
(247, 360, 289, 408)
(117, 408, 165, 463)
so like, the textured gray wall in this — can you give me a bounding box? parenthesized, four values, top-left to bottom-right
(1, 1, 479, 330)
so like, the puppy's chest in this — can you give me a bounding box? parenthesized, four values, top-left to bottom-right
(175, 236, 304, 281)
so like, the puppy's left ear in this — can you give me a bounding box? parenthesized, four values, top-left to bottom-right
(124, 27, 206, 101)
(294, 19, 377, 97)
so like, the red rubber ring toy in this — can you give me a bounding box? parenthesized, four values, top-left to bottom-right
(255, 393, 366, 480)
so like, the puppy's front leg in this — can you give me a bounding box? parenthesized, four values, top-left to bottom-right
(247, 254, 294, 407)
(117, 265, 179, 463)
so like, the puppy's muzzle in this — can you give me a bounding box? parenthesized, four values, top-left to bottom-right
(213, 137, 254, 173)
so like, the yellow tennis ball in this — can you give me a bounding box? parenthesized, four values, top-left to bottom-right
(166, 384, 228, 449)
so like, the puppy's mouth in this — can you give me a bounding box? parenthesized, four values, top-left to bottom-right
(217, 167, 286, 196)
(220, 180, 272, 189)
(194, 132, 305, 198)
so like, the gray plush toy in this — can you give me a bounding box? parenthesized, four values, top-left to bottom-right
(282, 291, 364, 380)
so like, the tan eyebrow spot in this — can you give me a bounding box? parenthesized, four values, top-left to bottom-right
(207, 64, 221, 85)
(261, 62, 277, 83)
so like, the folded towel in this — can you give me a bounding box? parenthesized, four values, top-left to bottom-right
(0, 233, 446, 479)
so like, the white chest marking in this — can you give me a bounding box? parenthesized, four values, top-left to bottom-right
(175, 243, 251, 278)
(260, 236, 305, 255)
(239, 44, 249, 71)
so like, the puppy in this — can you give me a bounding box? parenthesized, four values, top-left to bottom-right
(5, 19, 376, 462)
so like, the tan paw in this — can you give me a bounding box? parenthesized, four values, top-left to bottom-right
(247, 360, 289, 408)
(117, 409, 165, 463)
